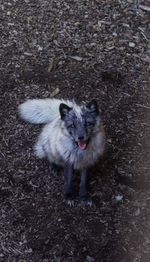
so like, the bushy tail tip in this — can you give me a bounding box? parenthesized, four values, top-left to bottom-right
(18, 99, 57, 124)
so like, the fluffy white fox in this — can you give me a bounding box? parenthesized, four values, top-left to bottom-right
(19, 98, 105, 205)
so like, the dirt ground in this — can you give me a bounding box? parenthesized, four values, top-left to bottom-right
(0, 1, 150, 261)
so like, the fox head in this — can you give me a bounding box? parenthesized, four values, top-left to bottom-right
(59, 100, 100, 150)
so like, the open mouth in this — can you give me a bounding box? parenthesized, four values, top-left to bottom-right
(77, 140, 89, 150)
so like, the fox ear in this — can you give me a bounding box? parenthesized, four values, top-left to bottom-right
(59, 103, 72, 120)
(86, 100, 99, 115)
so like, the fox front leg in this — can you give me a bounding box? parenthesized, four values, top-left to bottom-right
(64, 162, 74, 206)
(79, 169, 92, 206)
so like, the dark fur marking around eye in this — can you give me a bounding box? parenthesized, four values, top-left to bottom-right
(86, 122, 94, 126)
(68, 123, 75, 129)
(86, 100, 99, 116)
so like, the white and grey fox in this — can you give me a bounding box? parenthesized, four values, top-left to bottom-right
(18, 98, 105, 205)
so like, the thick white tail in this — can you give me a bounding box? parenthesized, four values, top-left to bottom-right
(18, 98, 64, 124)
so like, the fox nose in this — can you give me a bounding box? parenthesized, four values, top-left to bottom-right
(78, 136, 84, 140)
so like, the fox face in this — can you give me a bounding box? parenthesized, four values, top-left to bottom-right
(59, 100, 100, 150)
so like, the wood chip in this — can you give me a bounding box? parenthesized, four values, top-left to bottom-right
(139, 5, 150, 12)
(70, 56, 83, 61)
(136, 104, 150, 109)
(50, 88, 60, 97)
(24, 52, 33, 56)
(107, 138, 112, 143)
(86, 256, 95, 262)
(48, 58, 54, 72)
(98, 20, 111, 25)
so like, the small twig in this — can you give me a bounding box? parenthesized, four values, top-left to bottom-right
(29, 181, 39, 188)
(0, 151, 5, 157)
(2, 137, 9, 147)
(141, 122, 150, 127)
(136, 104, 150, 109)
(140, 31, 149, 41)
(138, 167, 150, 170)
(138, 27, 149, 41)
(110, 97, 122, 109)
(9, 246, 23, 255)
(1, 243, 9, 253)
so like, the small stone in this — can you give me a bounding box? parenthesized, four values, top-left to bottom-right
(13, 30, 18, 35)
(8, 23, 14, 26)
(135, 208, 140, 216)
(98, 21, 101, 27)
(90, 43, 96, 47)
(107, 138, 112, 143)
(129, 42, 135, 47)
(115, 195, 123, 202)
(112, 32, 117, 37)
(87, 256, 95, 262)
(37, 45, 43, 51)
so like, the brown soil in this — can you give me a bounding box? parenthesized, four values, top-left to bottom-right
(0, 1, 150, 261)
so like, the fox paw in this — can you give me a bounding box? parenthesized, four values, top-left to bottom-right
(65, 194, 74, 207)
(80, 197, 92, 207)
(65, 199, 74, 207)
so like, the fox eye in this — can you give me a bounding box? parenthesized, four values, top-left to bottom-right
(68, 123, 75, 128)
(86, 122, 94, 126)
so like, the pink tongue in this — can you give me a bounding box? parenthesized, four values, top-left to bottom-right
(78, 141, 87, 150)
